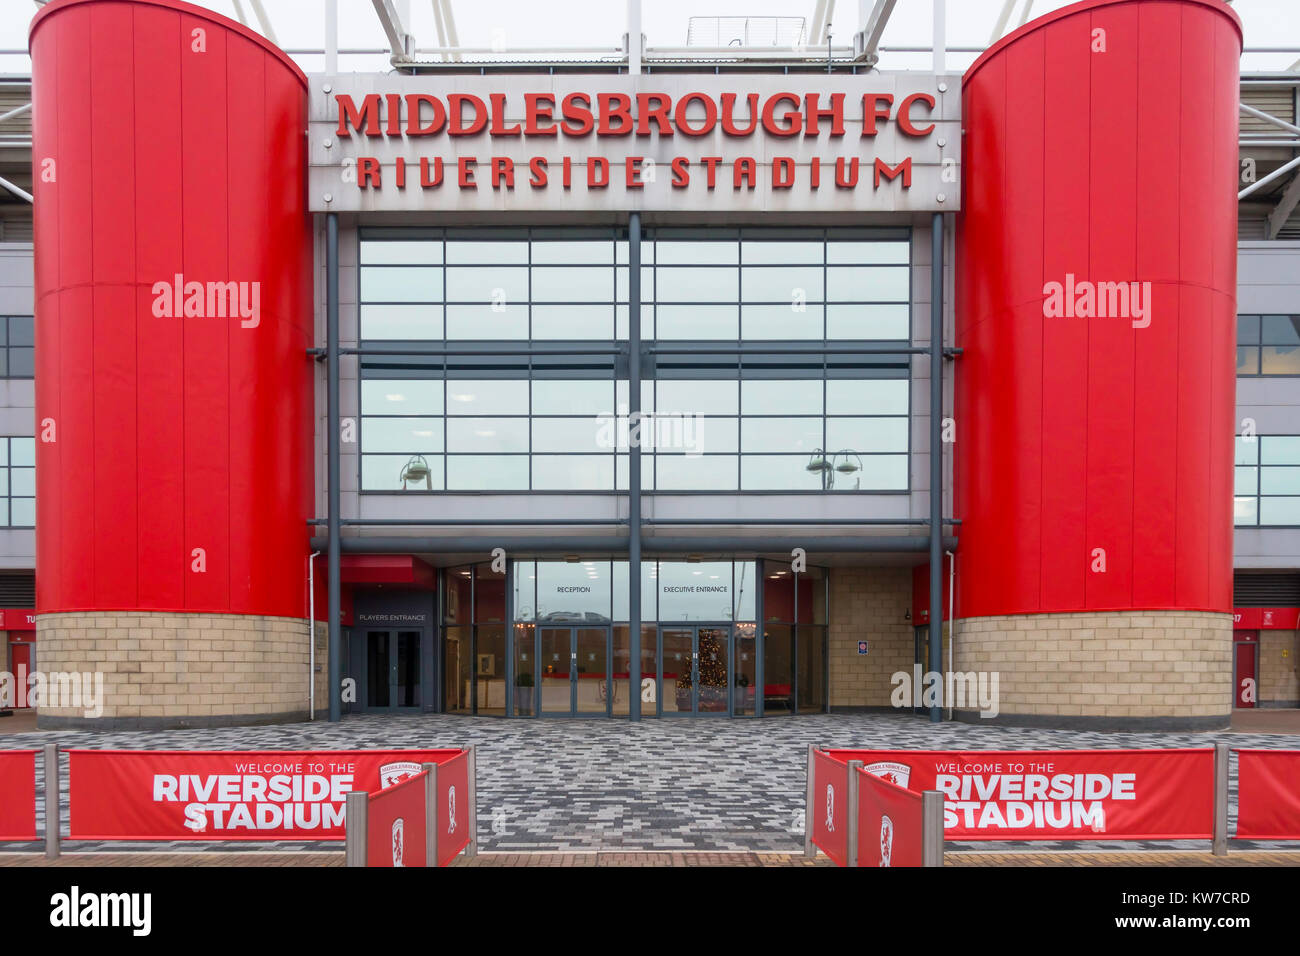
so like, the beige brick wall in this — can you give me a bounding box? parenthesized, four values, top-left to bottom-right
(954, 611, 1232, 719)
(829, 567, 925, 708)
(36, 611, 316, 726)
(1257, 630, 1299, 706)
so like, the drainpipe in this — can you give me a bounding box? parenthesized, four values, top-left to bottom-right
(946, 549, 955, 720)
(628, 210, 642, 721)
(928, 212, 945, 723)
(309, 550, 320, 719)
(327, 212, 342, 723)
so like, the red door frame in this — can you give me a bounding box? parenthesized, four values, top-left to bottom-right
(1233, 631, 1259, 709)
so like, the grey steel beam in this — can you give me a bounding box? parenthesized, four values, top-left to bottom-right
(327, 213, 342, 723)
(629, 210, 643, 721)
(309, 534, 957, 553)
(1266, 163, 1300, 237)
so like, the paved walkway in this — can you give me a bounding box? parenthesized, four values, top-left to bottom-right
(1, 712, 1297, 854)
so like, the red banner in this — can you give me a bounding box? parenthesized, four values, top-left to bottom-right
(367, 770, 428, 867)
(1236, 749, 1300, 840)
(435, 750, 471, 866)
(810, 749, 850, 866)
(0, 750, 37, 841)
(67, 749, 463, 841)
(856, 766, 924, 867)
(1233, 607, 1300, 630)
(825, 749, 1213, 841)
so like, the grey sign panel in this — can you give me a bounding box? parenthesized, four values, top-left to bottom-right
(308, 73, 961, 214)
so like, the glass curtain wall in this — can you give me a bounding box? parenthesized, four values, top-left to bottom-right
(442, 562, 508, 715)
(761, 562, 829, 714)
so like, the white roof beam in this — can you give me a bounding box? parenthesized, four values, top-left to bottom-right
(372, 0, 414, 60)
(854, 0, 898, 64)
(1266, 165, 1300, 238)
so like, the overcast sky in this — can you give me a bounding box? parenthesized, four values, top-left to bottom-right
(3, 0, 1297, 73)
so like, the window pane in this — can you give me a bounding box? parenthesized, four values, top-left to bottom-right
(826, 379, 908, 415)
(656, 267, 738, 302)
(535, 561, 612, 621)
(1234, 496, 1258, 525)
(363, 454, 444, 491)
(1237, 314, 1260, 344)
(7, 317, 33, 346)
(826, 266, 909, 301)
(531, 267, 614, 302)
(1261, 315, 1300, 345)
(531, 305, 614, 339)
(1260, 497, 1300, 525)
(742, 379, 822, 415)
(1237, 346, 1260, 375)
(360, 240, 441, 264)
(531, 240, 613, 265)
(858, 455, 908, 489)
(445, 380, 529, 415)
(444, 266, 528, 302)
(1261, 466, 1300, 494)
(532, 455, 615, 490)
(1235, 436, 1259, 466)
(826, 240, 909, 264)
(9, 498, 33, 527)
(741, 241, 822, 264)
(446, 455, 529, 489)
(1260, 346, 1300, 375)
(532, 418, 605, 453)
(741, 266, 823, 303)
(7, 348, 33, 378)
(668, 416, 735, 454)
(741, 456, 823, 490)
(533, 380, 613, 415)
(445, 240, 528, 264)
(827, 304, 910, 340)
(657, 380, 738, 415)
(614, 267, 654, 302)
(362, 417, 443, 453)
(1234, 466, 1258, 495)
(446, 418, 529, 453)
(825, 417, 909, 454)
(360, 304, 443, 340)
(10, 468, 32, 497)
(362, 380, 443, 416)
(360, 266, 441, 302)
(654, 305, 738, 339)
(657, 561, 735, 620)
(1262, 436, 1300, 465)
(656, 241, 737, 265)
(742, 304, 823, 340)
(11, 439, 33, 466)
(654, 454, 737, 490)
(740, 417, 822, 453)
(445, 304, 528, 339)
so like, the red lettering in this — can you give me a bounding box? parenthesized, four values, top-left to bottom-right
(448, 94, 488, 135)
(873, 156, 912, 188)
(898, 93, 936, 137)
(459, 157, 477, 187)
(810, 156, 820, 188)
(336, 94, 381, 136)
(420, 157, 443, 187)
(405, 94, 445, 135)
(761, 93, 802, 137)
(529, 157, 548, 187)
(772, 156, 795, 188)
(626, 157, 646, 188)
(588, 157, 610, 188)
(491, 156, 515, 188)
(671, 157, 690, 187)
(701, 156, 722, 189)
(489, 93, 522, 135)
(524, 93, 557, 136)
(674, 92, 718, 136)
(560, 93, 594, 135)
(394, 156, 406, 187)
(562, 156, 572, 188)
(385, 93, 402, 135)
(804, 93, 845, 136)
(597, 93, 633, 135)
(862, 93, 894, 136)
(636, 93, 673, 136)
(834, 157, 859, 188)
(720, 93, 760, 136)
(733, 157, 757, 189)
(357, 156, 381, 187)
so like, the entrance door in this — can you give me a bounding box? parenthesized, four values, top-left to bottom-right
(8, 643, 31, 708)
(538, 626, 611, 716)
(365, 630, 422, 710)
(1234, 635, 1259, 709)
(658, 626, 731, 716)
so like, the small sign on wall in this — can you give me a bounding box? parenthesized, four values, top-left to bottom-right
(858, 641, 869, 655)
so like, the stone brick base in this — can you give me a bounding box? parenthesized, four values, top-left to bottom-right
(34, 611, 315, 729)
(953, 610, 1232, 729)
(1257, 630, 1299, 708)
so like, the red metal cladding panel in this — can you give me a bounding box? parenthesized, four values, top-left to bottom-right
(955, 0, 1241, 619)
(31, 0, 312, 619)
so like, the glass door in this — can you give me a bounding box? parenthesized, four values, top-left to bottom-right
(658, 626, 731, 716)
(366, 630, 422, 711)
(538, 626, 611, 716)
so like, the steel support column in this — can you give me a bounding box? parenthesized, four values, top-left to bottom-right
(628, 211, 642, 721)
(929, 212, 945, 723)
(327, 213, 342, 723)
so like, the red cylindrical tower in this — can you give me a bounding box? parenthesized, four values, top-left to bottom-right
(954, 0, 1240, 726)
(31, 0, 313, 727)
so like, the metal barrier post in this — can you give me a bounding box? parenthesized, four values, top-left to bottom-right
(43, 744, 59, 860)
(922, 790, 944, 867)
(1213, 742, 1229, 856)
(422, 762, 437, 868)
(465, 745, 478, 858)
(345, 790, 368, 867)
(804, 745, 817, 858)
(846, 759, 863, 867)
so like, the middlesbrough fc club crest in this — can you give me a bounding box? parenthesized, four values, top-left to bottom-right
(379, 761, 421, 789)
(866, 760, 912, 789)
(879, 815, 894, 867)
(391, 818, 405, 867)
